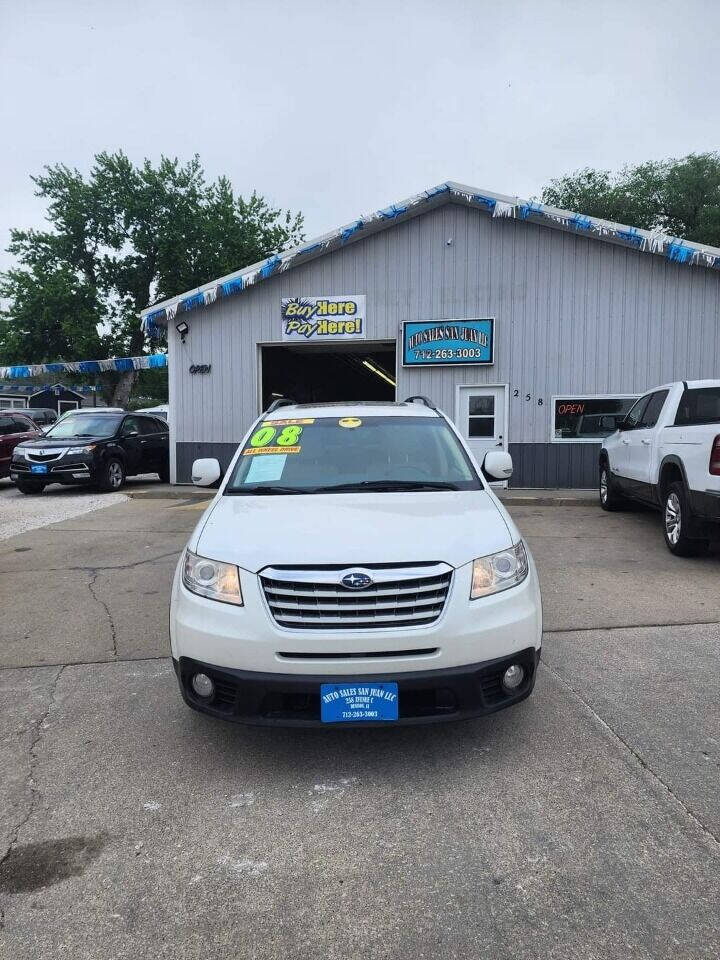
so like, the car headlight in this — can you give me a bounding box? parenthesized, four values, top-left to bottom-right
(470, 541, 528, 599)
(71, 445, 96, 455)
(182, 549, 243, 606)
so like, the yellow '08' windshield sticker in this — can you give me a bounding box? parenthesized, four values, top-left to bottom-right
(338, 417, 362, 428)
(244, 423, 305, 455)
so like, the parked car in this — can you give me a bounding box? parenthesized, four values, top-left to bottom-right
(0, 413, 40, 478)
(600, 380, 720, 555)
(136, 404, 168, 421)
(170, 398, 543, 727)
(10, 411, 169, 493)
(22, 407, 58, 428)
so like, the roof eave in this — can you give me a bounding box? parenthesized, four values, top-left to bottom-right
(141, 180, 720, 335)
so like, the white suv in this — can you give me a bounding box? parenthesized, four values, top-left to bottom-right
(170, 399, 542, 726)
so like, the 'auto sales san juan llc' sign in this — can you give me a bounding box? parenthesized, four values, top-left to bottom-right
(402, 318, 495, 366)
(281, 296, 366, 341)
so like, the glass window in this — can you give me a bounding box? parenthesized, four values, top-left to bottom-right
(12, 416, 34, 433)
(624, 395, 651, 430)
(469, 396, 494, 416)
(122, 416, 142, 435)
(0, 416, 14, 435)
(44, 414, 123, 439)
(226, 416, 481, 493)
(638, 391, 669, 429)
(553, 396, 640, 441)
(135, 416, 158, 434)
(468, 418, 495, 438)
(467, 394, 495, 438)
(675, 387, 720, 426)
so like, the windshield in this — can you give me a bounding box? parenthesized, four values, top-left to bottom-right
(226, 415, 481, 494)
(43, 414, 122, 439)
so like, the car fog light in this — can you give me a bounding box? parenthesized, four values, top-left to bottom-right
(502, 664, 525, 691)
(191, 672, 214, 698)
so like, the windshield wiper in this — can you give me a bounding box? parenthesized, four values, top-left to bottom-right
(312, 480, 461, 493)
(225, 485, 313, 496)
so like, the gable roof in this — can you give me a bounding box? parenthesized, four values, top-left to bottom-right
(0, 380, 83, 397)
(140, 180, 720, 336)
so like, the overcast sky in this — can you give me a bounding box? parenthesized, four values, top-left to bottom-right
(1, 0, 719, 277)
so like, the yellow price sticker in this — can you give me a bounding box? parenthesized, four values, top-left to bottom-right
(243, 445, 301, 456)
(338, 417, 362, 428)
(262, 418, 315, 426)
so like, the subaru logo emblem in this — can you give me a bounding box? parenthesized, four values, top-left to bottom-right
(341, 571, 373, 590)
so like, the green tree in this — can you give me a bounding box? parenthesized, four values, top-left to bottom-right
(541, 152, 720, 247)
(0, 152, 304, 404)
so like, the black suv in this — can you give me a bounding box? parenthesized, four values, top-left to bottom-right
(10, 411, 169, 493)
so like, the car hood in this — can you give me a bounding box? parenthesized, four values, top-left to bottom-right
(194, 490, 515, 572)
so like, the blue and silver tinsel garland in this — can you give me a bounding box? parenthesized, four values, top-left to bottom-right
(0, 353, 167, 381)
(141, 180, 720, 337)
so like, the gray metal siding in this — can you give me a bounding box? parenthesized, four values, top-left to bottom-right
(508, 443, 599, 489)
(169, 200, 720, 481)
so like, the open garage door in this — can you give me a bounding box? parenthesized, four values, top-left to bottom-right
(260, 341, 396, 409)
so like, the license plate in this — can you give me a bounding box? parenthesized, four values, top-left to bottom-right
(320, 682, 399, 723)
(31, 464, 48, 474)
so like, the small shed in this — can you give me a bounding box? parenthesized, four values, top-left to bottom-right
(0, 381, 87, 414)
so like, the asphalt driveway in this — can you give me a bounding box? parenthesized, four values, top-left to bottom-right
(0, 495, 718, 959)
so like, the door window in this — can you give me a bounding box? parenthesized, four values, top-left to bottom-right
(12, 416, 34, 433)
(122, 416, 141, 435)
(0, 416, 14, 435)
(637, 390, 669, 429)
(674, 387, 720, 425)
(136, 416, 160, 434)
(624, 395, 651, 430)
(468, 395, 495, 437)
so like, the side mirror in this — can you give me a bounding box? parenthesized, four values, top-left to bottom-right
(482, 450, 513, 482)
(192, 457, 222, 487)
(123, 428, 139, 437)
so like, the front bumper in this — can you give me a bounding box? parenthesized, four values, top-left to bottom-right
(174, 647, 540, 726)
(11, 457, 95, 485)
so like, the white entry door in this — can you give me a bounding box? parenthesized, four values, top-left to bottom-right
(456, 385, 507, 474)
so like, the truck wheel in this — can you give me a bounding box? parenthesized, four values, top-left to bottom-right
(98, 458, 125, 492)
(15, 478, 46, 495)
(599, 464, 624, 511)
(663, 482, 709, 556)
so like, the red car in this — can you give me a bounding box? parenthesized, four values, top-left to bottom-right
(0, 412, 40, 478)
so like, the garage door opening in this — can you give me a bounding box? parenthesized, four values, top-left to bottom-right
(260, 341, 396, 409)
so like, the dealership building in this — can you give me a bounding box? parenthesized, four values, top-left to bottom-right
(141, 181, 720, 486)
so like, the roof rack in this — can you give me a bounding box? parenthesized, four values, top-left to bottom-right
(404, 395, 438, 410)
(265, 397, 296, 413)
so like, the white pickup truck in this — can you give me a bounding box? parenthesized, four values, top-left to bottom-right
(600, 380, 720, 556)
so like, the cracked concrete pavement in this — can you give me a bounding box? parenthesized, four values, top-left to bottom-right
(0, 495, 719, 958)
